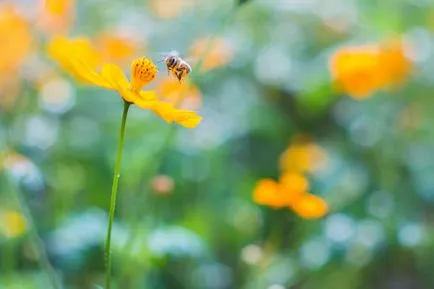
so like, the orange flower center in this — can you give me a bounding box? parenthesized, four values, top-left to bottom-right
(130, 57, 157, 92)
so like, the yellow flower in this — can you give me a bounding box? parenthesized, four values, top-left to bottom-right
(253, 179, 283, 208)
(329, 44, 383, 99)
(329, 40, 412, 99)
(290, 193, 329, 220)
(378, 39, 412, 90)
(0, 210, 27, 238)
(0, 7, 31, 109)
(253, 173, 328, 219)
(0, 7, 31, 82)
(47, 36, 202, 128)
(279, 138, 327, 174)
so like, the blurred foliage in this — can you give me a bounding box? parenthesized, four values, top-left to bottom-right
(1, 0, 434, 289)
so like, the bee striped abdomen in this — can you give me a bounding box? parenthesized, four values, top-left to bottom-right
(166, 56, 179, 70)
(164, 51, 192, 82)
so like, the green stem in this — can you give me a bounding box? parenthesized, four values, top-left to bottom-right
(117, 9, 238, 284)
(105, 100, 130, 289)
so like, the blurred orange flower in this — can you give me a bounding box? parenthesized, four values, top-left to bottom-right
(95, 34, 141, 66)
(38, 0, 75, 35)
(188, 37, 233, 72)
(0, 7, 32, 108)
(47, 36, 202, 128)
(253, 173, 328, 219)
(0, 7, 31, 82)
(157, 77, 202, 110)
(280, 139, 327, 174)
(253, 179, 283, 208)
(329, 40, 412, 99)
(378, 39, 412, 89)
(329, 44, 383, 99)
(149, 0, 196, 19)
(0, 210, 27, 238)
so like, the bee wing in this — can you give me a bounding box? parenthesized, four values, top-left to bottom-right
(180, 57, 199, 69)
(183, 57, 196, 63)
(180, 59, 193, 72)
(151, 51, 167, 63)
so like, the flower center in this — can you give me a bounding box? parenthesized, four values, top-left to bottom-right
(130, 57, 157, 92)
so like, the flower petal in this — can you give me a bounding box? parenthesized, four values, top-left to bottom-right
(279, 173, 309, 202)
(100, 63, 130, 90)
(291, 193, 328, 219)
(142, 101, 202, 128)
(70, 58, 113, 88)
(47, 36, 112, 89)
(253, 179, 286, 208)
(139, 90, 158, 102)
(149, 102, 176, 123)
(171, 109, 202, 128)
(133, 92, 160, 109)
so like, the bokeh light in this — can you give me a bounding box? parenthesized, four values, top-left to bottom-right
(1, 0, 434, 288)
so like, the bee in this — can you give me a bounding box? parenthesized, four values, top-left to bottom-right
(163, 50, 192, 82)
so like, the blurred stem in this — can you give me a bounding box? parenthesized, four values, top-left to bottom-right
(105, 100, 130, 289)
(0, 171, 62, 289)
(1, 85, 61, 289)
(13, 179, 62, 289)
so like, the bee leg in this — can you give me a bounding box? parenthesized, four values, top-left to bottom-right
(174, 71, 181, 83)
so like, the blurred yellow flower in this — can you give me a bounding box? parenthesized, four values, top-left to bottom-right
(0, 7, 31, 84)
(95, 34, 140, 66)
(254, 135, 328, 219)
(157, 77, 202, 110)
(47, 36, 202, 128)
(188, 37, 233, 71)
(253, 179, 283, 208)
(253, 173, 328, 219)
(279, 139, 327, 174)
(329, 45, 383, 99)
(38, 0, 75, 35)
(0, 210, 27, 238)
(378, 39, 412, 90)
(0, 7, 31, 109)
(329, 40, 412, 100)
(149, 0, 196, 19)
(290, 193, 329, 220)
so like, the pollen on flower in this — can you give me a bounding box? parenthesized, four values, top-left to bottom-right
(130, 57, 157, 92)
